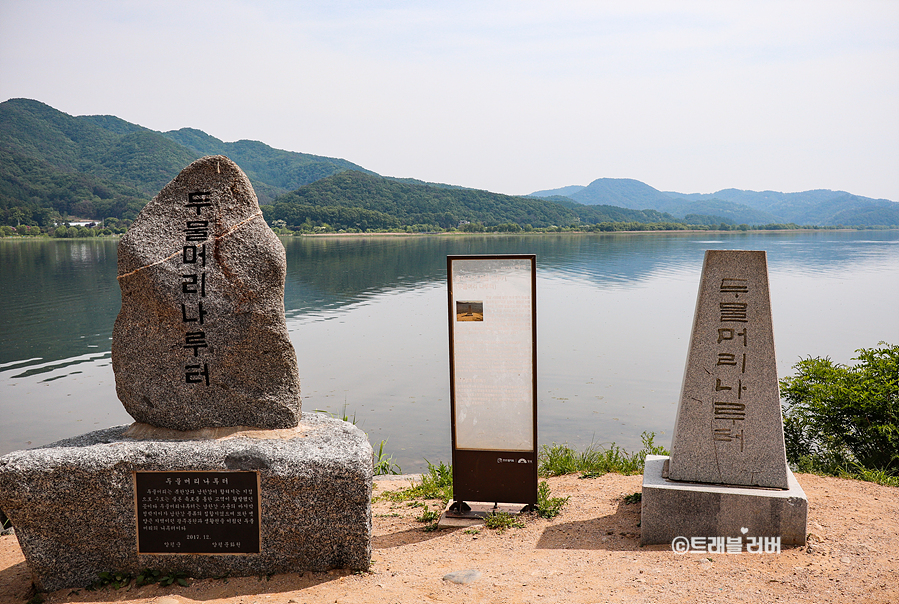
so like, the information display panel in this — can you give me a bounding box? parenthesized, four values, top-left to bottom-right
(134, 470, 261, 554)
(448, 255, 537, 505)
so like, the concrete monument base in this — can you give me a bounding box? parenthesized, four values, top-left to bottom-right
(0, 413, 372, 592)
(640, 455, 807, 547)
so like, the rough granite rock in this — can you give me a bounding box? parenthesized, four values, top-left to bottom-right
(0, 413, 372, 592)
(113, 155, 300, 430)
(667, 250, 790, 489)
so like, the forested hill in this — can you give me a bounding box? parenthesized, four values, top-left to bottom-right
(0, 98, 370, 224)
(262, 170, 680, 231)
(158, 128, 375, 203)
(4, 98, 895, 232)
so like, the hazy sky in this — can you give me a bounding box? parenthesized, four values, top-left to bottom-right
(2, 1, 898, 200)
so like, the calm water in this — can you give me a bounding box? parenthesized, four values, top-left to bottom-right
(1, 231, 897, 471)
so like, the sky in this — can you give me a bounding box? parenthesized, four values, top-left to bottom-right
(2, 1, 898, 201)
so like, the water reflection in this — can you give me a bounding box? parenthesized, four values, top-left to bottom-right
(1, 231, 897, 469)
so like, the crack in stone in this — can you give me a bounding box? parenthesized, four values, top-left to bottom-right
(117, 210, 263, 281)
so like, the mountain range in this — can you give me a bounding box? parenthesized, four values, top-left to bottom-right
(2, 98, 896, 229)
(529, 179, 899, 227)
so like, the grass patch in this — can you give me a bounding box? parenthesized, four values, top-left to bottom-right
(623, 492, 642, 504)
(535, 481, 569, 519)
(844, 465, 899, 487)
(416, 508, 440, 523)
(374, 460, 453, 505)
(373, 438, 402, 476)
(88, 569, 189, 590)
(407, 501, 440, 522)
(137, 569, 189, 587)
(314, 405, 403, 476)
(790, 458, 899, 487)
(485, 511, 524, 532)
(539, 431, 668, 478)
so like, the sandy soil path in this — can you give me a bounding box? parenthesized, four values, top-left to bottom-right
(1, 472, 897, 604)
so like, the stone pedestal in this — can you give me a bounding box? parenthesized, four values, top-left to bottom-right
(640, 455, 807, 547)
(0, 413, 372, 592)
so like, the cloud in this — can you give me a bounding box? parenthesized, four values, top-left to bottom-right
(1, 0, 897, 199)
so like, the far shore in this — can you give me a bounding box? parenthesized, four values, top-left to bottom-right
(1, 227, 890, 242)
(292, 227, 867, 238)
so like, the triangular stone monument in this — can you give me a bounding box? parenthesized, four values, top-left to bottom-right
(641, 250, 807, 548)
(667, 250, 789, 488)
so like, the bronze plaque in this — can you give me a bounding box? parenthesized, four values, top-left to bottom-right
(134, 471, 260, 554)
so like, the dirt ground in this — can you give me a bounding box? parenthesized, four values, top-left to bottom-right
(1, 472, 897, 604)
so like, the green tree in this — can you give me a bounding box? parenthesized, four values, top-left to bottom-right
(780, 343, 899, 475)
(9, 207, 27, 226)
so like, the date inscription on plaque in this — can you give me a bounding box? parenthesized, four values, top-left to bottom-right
(134, 471, 260, 554)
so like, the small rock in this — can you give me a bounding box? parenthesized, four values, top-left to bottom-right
(443, 569, 482, 585)
(840, 557, 852, 564)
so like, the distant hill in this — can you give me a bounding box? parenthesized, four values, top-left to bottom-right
(547, 196, 680, 225)
(0, 98, 372, 223)
(263, 171, 684, 231)
(529, 185, 586, 198)
(531, 178, 899, 226)
(264, 170, 578, 230)
(568, 178, 673, 209)
(666, 188, 899, 226)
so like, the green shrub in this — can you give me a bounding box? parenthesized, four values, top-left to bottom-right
(414, 505, 440, 523)
(535, 481, 569, 519)
(780, 342, 898, 480)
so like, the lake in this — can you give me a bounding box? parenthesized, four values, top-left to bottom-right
(1, 230, 897, 472)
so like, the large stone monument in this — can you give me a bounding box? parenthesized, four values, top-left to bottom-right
(113, 155, 301, 430)
(0, 156, 372, 591)
(641, 250, 807, 547)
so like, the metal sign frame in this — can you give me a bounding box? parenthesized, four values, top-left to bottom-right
(447, 254, 538, 508)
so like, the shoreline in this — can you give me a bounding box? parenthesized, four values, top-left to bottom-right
(291, 227, 871, 238)
(2, 228, 891, 242)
